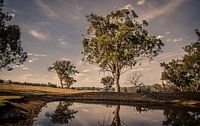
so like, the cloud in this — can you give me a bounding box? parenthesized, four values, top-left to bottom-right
(156, 35, 164, 39)
(121, 4, 134, 10)
(58, 37, 68, 47)
(173, 38, 182, 42)
(131, 68, 151, 72)
(137, 0, 146, 5)
(30, 29, 48, 40)
(83, 69, 90, 73)
(35, 0, 57, 17)
(20, 74, 34, 80)
(154, 49, 184, 62)
(141, 0, 186, 20)
(9, 12, 15, 17)
(28, 60, 33, 63)
(28, 57, 39, 63)
(60, 41, 68, 45)
(21, 67, 29, 70)
(13, 65, 29, 70)
(28, 53, 47, 57)
(166, 39, 171, 42)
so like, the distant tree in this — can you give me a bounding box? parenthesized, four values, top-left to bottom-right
(0, 0, 27, 71)
(82, 8, 163, 92)
(129, 72, 143, 86)
(161, 30, 200, 91)
(101, 76, 114, 92)
(48, 60, 79, 88)
(128, 72, 144, 93)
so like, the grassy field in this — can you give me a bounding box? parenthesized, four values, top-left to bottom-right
(0, 84, 95, 108)
(0, 84, 95, 95)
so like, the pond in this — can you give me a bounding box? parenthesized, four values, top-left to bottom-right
(33, 101, 200, 126)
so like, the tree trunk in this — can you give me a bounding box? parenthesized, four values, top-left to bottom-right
(114, 68, 120, 93)
(60, 80, 63, 88)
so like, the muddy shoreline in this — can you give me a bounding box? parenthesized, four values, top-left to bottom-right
(1, 91, 200, 125)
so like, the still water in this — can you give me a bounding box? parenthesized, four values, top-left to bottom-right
(33, 101, 200, 126)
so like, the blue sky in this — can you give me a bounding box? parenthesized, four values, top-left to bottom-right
(1, 0, 200, 87)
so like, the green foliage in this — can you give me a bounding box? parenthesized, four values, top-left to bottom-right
(48, 60, 79, 88)
(161, 30, 200, 91)
(82, 9, 163, 92)
(101, 76, 114, 92)
(0, 0, 27, 71)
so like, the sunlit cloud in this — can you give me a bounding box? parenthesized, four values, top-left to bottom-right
(154, 49, 184, 62)
(58, 38, 68, 46)
(21, 67, 29, 70)
(28, 53, 47, 57)
(28, 57, 39, 63)
(9, 12, 15, 17)
(28, 60, 33, 63)
(30, 29, 48, 40)
(83, 69, 90, 73)
(156, 35, 164, 39)
(35, 0, 57, 17)
(13, 65, 29, 71)
(141, 0, 186, 20)
(137, 0, 146, 6)
(173, 37, 182, 42)
(131, 68, 151, 72)
(121, 4, 134, 10)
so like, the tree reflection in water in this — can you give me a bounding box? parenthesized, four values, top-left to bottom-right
(45, 101, 78, 124)
(98, 104, 200, 126)
(98, 105, 128, 126)
(163, 109, 200, 126)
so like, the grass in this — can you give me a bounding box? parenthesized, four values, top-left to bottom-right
(0, 99, 9, 107)
(0, 84, 95, 95)
(0, 84, 95, 108)
(0, 95, 23, 107)
(0, 96, 23, 100)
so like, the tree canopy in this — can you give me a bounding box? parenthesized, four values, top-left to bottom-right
(82, 9, 164, 92)
(161, 29, 200, 91)
(48, 60, 79, 88)
(0, 0, 27, 71)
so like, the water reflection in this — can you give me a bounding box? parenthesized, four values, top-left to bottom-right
(163, 109, 200, 126)
(45, 101, 78, 124)
(98, 105, 123, 126)
(33, 101, 200, 126)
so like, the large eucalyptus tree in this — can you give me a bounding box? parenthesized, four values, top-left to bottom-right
(82, 9, 164, 92)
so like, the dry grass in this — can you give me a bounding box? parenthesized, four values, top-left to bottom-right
(0, 96, 22, 100)
(0, 84, 95, 95)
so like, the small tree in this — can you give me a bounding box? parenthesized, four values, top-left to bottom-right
(82, 9, 163, 92)
(101, 76, 114, 92)
(129, 72, 143, 86)
(48, 60, 79, 88)
(161, 30, 200, 91)
(128, 72, 144, 93)
(0, 0, 27, 71)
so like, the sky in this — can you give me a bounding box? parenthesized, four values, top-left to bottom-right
(1, 0, 200, 87)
